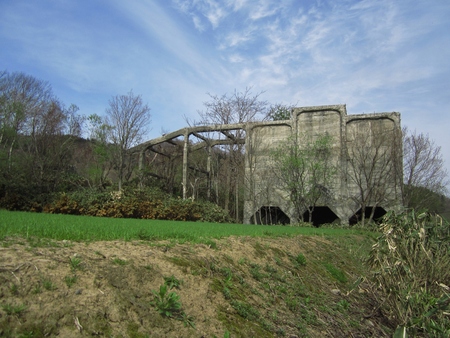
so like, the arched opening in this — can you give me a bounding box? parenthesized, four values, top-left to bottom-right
(251, 206, 290, 225)
(349, 206, 387, 225)
(303, 206, 340, 227)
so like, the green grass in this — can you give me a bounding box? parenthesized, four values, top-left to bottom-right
(0, 210, 371, 243)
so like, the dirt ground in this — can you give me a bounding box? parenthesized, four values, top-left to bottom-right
(0, 236, 389, 337)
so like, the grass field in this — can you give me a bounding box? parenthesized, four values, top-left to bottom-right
(0, 209, 371, 243)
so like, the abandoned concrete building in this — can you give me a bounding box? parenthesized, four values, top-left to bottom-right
(134, 104, 402, 226)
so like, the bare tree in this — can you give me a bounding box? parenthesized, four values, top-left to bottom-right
(198, 88, 268, 220)
(0, 70, 82, 194)
(346, 124, 400, 226)
(402, 128, 448, 211)
(105, 90, 151, 191)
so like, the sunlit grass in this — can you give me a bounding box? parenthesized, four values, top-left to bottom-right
(0, 210, 371, 242)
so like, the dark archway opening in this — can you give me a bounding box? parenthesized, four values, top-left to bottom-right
(349, 207, 387, 225)
(251, 206, 290, 225)
(303, 206, 340, 227)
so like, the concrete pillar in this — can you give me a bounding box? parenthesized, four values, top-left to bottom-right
(182, 131, 189, 199)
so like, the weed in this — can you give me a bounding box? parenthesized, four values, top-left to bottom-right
(180, 312, 196, 328)
(127, 322, 149, 338)
(238, 257, 247, 265)
(151, 284, 182, 317)
(264, 263, 277, 275)
(2, 303, 26, 316)
(231, 300, 260, 321)
(293, 253, 307, 267)
(42, 278, 56, 291)
(112, 258, 128, 265)
(223, 287, 232, 300)
(250, 263, 267, 281)
(252, 241, 267, 257)
(10, 283, 19, 295)
(285, 295, 300, 311)
(32, 284, 42, 294)
(70, 256, 83, 271)
(336, 299, 350, 312)
(163, 275, 182, 289)
(368, 210, 450, 336)
(65, 275, 78, 288)
(324, 263, 347, 283)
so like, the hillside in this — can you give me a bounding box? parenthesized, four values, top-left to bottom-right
(0, 234, 391, 337)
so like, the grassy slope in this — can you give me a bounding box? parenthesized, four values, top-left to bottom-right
(0, 210, 391, 337)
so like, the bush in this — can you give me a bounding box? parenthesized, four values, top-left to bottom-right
(43, 188, 232, 223)
(368, 210, 450, 337)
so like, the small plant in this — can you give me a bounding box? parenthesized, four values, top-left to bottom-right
(151, 284, 182, 318)
(286, 295, 300, 311)
(249, 263, 266, 281)
(336, 299, 350, 312)
(151, 278, 195, 328)
(65, 275, 78, 288)
(70, 256, 83, 271)
(32, 284, 42, 294)
(2, 303, 26, 316)
(43, 278, 56, 291)
(10, 283, 19, 295)
(112, 258, 128, 265)
(294, 253, 307, 267)
(324, 263, 347, 283)
(163, 275, 182, 289)
(180, 312, 196, 328)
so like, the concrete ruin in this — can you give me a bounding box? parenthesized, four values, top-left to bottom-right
(134, 104, 402, 225)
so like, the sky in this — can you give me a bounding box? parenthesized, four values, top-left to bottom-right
(1, 0, 450, 186)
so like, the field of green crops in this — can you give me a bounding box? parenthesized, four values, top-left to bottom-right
(0, 210, 368, 242)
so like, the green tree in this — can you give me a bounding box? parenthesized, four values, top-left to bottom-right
(267, 104, 293, 121)
(272, 133, 336, 223)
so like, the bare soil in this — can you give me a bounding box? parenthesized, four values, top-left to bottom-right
(0, 236, 391, 337)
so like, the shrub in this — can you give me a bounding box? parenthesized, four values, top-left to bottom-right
(368, 210, 450, 337)
(43, 187, 232, 223)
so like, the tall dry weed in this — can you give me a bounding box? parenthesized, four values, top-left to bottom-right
(368, 210, 450, 337)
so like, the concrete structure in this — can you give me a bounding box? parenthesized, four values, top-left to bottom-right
(134, 104, 402, 225)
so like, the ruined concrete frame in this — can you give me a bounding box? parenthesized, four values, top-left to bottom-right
(133, 104, 403, 225)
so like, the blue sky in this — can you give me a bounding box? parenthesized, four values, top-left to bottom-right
(1, 0, 450, 182)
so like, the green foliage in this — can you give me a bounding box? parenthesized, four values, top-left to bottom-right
(42, 278, 56, 291)
(112, 258, 128, 265)
(2, 303, 26, 316)
(267, 104, 292, 121)
(64, 275, 77, 288)
(150, 276, 195, 328)
(368, 210, 450, 336)
(151, 284, 182, 318)
(163, 275, 182, 289)
(293, 253, 307, 267)
(323, 263, 347, 283)
(69, 256, 83, 271)
(271, 133, 336, 223)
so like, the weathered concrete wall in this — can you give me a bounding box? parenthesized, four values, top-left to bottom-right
(134, 104, 402, 225)
(243, 104, 402, 225)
